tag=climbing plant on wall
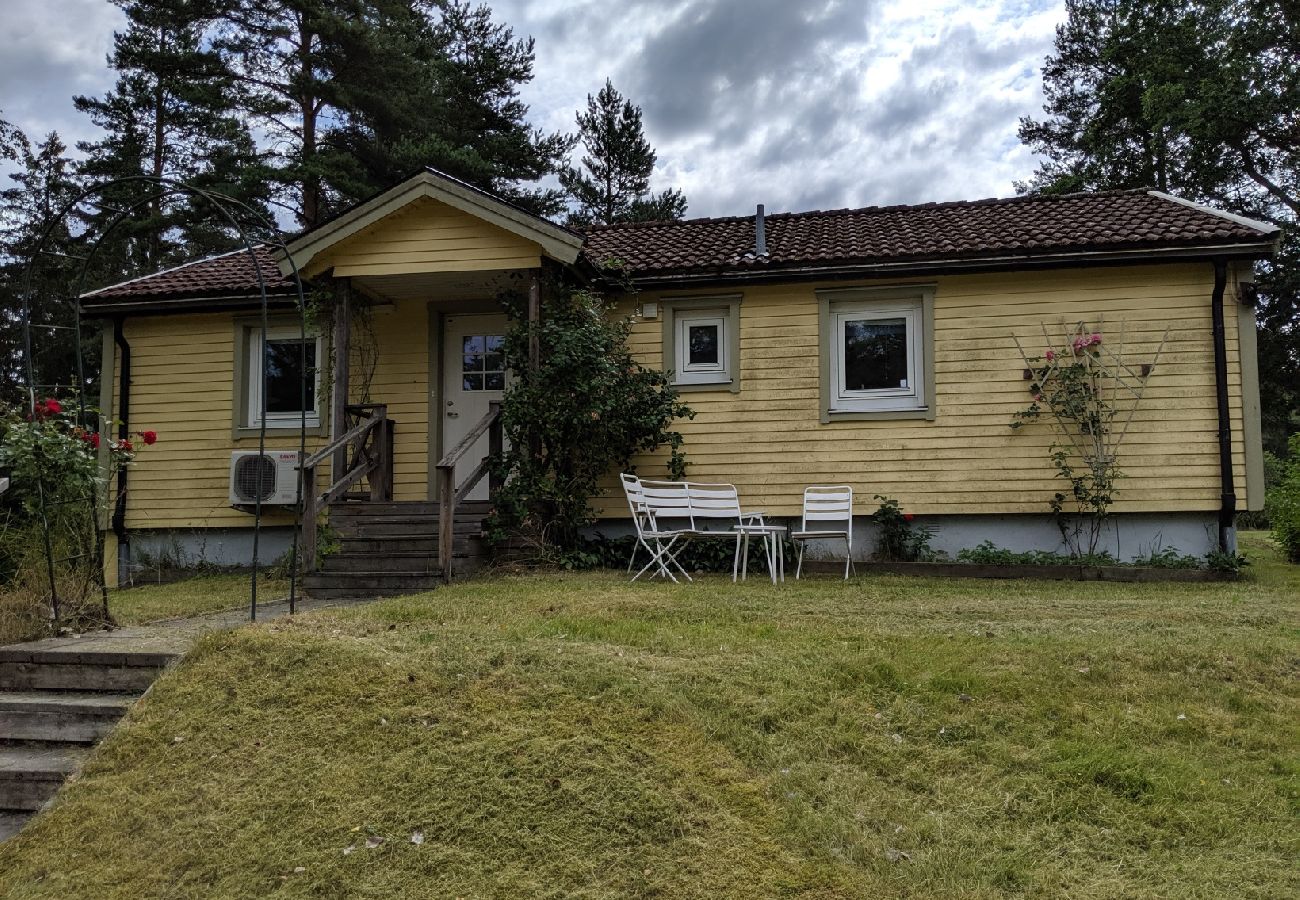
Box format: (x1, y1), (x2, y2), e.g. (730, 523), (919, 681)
(1011, 320), (1168, 558)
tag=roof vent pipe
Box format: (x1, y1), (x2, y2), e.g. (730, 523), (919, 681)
(755, 204), (767, 257)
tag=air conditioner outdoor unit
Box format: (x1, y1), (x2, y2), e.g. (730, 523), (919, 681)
(229, 450), (301, 507)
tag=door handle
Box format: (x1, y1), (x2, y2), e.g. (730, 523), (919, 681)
(447, 411), (459, 418)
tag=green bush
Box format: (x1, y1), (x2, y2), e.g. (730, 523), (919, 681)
(870, 496), (936, 562)
(488, 280), (693, 557)
(1269, 434), (1300, 562)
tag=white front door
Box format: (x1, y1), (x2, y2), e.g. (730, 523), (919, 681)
(442, 313), (508, 502)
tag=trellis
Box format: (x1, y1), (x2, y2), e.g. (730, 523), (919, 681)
(1012, 318), (1170, 556)
(14, 177), (313, 630)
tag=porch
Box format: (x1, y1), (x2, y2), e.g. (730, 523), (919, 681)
(280, 171), (583, 597)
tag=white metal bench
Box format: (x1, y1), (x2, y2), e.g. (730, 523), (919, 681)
(621, 475), (775, 582)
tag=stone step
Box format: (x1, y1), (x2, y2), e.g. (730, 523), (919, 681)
(0, 649), (172, 693)
(0, 810), (31, 842)
(0, 692), (137, 744)
(0, 745), (89, 811)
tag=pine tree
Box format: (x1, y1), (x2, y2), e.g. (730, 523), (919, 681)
(74, 0), (271, 275)
(0, 132), (94, 407)
(1019, 0), (1299, 451)
(215, 0), (571, 227)
(560, 79), (686, 228)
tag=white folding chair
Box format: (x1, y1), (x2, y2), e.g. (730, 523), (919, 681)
(622, 475), (692, 582)
(791, 485), (856, 579)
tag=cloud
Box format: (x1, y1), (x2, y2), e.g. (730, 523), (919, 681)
(0, 0), (123, 147)
(0, 0), (1064, 219)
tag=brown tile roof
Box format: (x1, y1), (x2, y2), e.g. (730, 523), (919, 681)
(81, 189), (1276, 306)
(81, 245), (297, 306)
(580, 189), (1277, 280)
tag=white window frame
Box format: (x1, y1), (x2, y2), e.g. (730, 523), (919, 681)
(829, 299), (925, 413)
(674, 310), (729, 384)
(247, 325), (323, 429)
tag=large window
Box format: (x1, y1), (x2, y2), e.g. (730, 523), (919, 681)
(818, 286), (935, 421)
(660, 294), (742, 392)
(244, 324), (322, 429)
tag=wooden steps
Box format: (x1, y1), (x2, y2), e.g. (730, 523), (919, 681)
(301, 500), (491, 600)
(0, 644), (174, 841)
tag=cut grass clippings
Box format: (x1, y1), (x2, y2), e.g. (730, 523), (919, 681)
(0, 532), (1295, 897)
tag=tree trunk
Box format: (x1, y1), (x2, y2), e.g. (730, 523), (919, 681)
(298, 21), (320, 227)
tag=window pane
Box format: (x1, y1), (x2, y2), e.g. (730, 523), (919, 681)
(463, 353), (482, 373)
(687, 324), (720, 366)
(485, 372), (505, 391)
(483, 352), (504, 372)
(462, 373), (484, 391)
(264, 339), (315, 413)
(843, 318), (908, 391)
(485, 334), (504, 353)
(463, 335), (485, 355)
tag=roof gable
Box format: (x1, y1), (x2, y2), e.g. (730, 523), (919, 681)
(283, 169), (583, 279)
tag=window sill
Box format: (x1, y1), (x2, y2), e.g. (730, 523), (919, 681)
(233, 423), (325, 440)
(820, 406), (934, 423)
(671, 378), (739, 394)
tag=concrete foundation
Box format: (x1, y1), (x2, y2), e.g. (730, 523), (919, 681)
(586, 512), (1227, 563)
(119, 527), (296, 582)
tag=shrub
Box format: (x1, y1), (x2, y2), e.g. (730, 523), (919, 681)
(488, 281), (693, 557)
(1270, 434), (1300, 562)
(870, 496), (935, 561)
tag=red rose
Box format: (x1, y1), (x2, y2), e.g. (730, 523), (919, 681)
(90, 433), (101, 449)
(904, 513), (915, 523)
(119, 438), (134, 452)
(139, 430), (157, 445)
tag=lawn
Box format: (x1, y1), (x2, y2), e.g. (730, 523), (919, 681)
(0, 534), (1295, 898)
(109, 573), (289, 626)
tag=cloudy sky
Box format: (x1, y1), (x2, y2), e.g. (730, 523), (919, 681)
(0, 0), (1065, 219)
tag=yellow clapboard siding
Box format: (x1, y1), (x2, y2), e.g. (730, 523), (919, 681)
(309, 196), (543, 277)
(113, 259), (1254, 532)
(616, 262), (1250, 515)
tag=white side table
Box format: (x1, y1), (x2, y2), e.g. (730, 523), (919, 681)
(735, 524), (787, 584)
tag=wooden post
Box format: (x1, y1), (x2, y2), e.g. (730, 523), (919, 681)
(371, 415), (395, 501)
(301, 465), (318, 574)
(438, 466), (454, 582)
(331, 280), (352, 482)
(527, 270), (541, 374)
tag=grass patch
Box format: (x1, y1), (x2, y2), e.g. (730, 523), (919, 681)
(0, 534), (1295, 897)
(109, 573), (288, 626)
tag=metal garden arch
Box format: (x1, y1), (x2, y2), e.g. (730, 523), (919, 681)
(16, 176), (312, 628)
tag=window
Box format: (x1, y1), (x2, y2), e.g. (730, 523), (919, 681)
(661, 294), (741, 391)
(675, 311), (728, 383)
(245, 325), (322, 429)
(818, 286), (935, 421)
(460, 333), (506, 391)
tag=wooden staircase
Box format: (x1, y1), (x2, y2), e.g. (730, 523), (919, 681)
(301, 500), (491, 600)
(0, 644), (174, 841)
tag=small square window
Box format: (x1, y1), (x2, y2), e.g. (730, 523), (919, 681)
(459, 333), (506, 392)
(673, 309), (730, 385)
(829, 300), (925, 413)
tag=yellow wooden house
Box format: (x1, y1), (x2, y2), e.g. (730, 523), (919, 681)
(80, 169), (1276, 593)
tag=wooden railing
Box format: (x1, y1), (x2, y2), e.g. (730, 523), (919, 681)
(299, 403), (394, 572)
(435, 401), (502, 582)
